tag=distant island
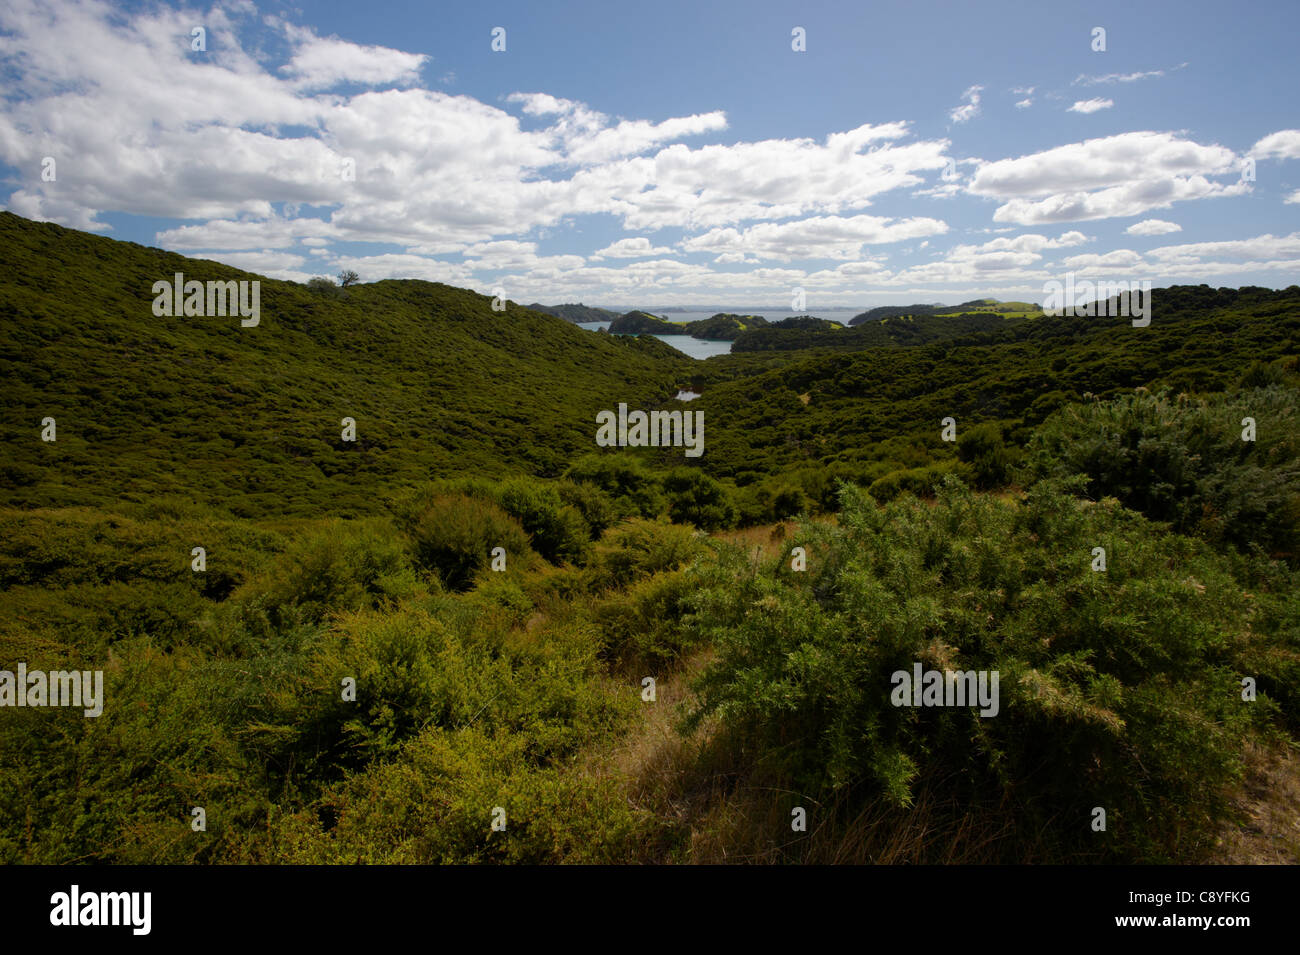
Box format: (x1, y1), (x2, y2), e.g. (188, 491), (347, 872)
(608, 310), (682, 334)
(848, 298), (1041, 325)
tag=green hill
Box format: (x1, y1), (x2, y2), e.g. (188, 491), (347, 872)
(524, 302), (621, 323)
(695, 284), (1300, 483)
(1, 211), (1298, 867)
(0, 213), (691, 517)
(607, 310), (683, 335)
(681, 313), (769, 340)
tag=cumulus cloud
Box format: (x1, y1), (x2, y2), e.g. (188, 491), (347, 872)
(679, 214), (949, 262)
(281, 31), (427, 90)
(968, 132), (1247, 225)
(591, 237), (674, 259)
(1251, 130), (1300, 160)
(1068, 98), (1114, 114)
(1125, 219), (1182, 236)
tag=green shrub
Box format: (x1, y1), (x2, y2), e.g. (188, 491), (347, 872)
(686, 477), (1284, 861)
(592, 569), (698, 670)
(956, 421), (1019, 490)
(1026, 388), (1300, 556)
(237, 518), (419, 628)
(401, 494), (533, 591)
(494, 477), (591, 565)
(592, 518), (705, 588)
(563, 453), (665, 519)
(662, 467), (737, 530)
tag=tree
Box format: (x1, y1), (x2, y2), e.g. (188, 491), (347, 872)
(337, 269), (360, 288)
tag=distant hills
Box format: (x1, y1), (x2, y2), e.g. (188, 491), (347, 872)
(849, 298), (1041, 325)
(524, 302), (620, 323)
(607, 310), (682, 335)
(606, 310), (770, 340)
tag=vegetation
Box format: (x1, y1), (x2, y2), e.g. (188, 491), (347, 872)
(524, 302), (621, 324)
(1, 212), (1297, 865)
(607, 310), (683, 335)
(680, 313), (769, 340)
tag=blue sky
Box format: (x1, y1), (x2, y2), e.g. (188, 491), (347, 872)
(2, 0), (1298, 307)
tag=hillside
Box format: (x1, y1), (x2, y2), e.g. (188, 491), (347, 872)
(849, 298), (1041, 325)
(680, 313), (769, 340)
(607, 310), (683, 335)
(732, 311), (1019, 352)
(1, 212), (1298, 869)
(697, 285), (1300, 483)
(524, 302), (621, 323)
(0, 213), (692, 517)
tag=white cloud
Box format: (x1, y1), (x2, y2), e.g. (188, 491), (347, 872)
(949, 85), (983, 124)
(679, 214), (949, 262)
(1068, 98), (1114, 114)
(1251, 130), (1300, 160)
(281, 30), (427, 90)
(1015, 98), (1033, 110)
(1125, 219), (1182, 236)
(591, 237), (674, 259)
(968, 132), (1247, 224)
(1072, 68), (1170, 86)
(1286, 189), (1300, 205)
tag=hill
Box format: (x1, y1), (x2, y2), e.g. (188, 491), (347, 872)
(1, 211), (1297, 868)
(524, 302), (621, 323)
(0, 213), (692, 517)
(680, 313), (769, 340)
(849, 298), (1042, 325)
(607, 310), (684, 335)
(695, 284), (1300, 483)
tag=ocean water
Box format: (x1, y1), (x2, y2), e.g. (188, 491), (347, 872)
(576, 322), (732, 359)
(576, 308), (859, 359)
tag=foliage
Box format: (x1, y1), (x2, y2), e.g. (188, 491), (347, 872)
(686, 477), (1295, 861)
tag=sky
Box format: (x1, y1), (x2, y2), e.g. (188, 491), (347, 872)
(1, 0), (1298, 308)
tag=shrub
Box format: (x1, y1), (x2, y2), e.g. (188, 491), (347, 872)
(1025, 388), (1300, 556)
(662, 467), (737, 530)
(237, 518), (419, 628)
(563, 453), (665, 519)
(494, 477), (591, 566)
(592, 518), (706, 589)
(956, 421), (1019, 490)
(401, 494), (532, 591)
(686, 477), (1279, 861)
(591, 569), (698, 670)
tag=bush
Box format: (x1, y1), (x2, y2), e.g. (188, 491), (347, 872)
(1026, 388), (1300, 556)
(400, 494), (533, 591)
(494, 477), (591, 566)
(592, 518), (705, 589)
(591, 570), (698, 670)
(956, 421), (1019, 490)
(237, 518), (419, 628)
(686, 477), (1282, 861)
(563, 454), (665, 519)
(662, 468), (737, 530)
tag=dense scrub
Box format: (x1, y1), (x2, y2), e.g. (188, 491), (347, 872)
(685, 478), (1298, 861)
(1, 215), (1297, 864)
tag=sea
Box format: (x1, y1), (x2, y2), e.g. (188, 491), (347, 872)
(576, 308), (860, 358)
